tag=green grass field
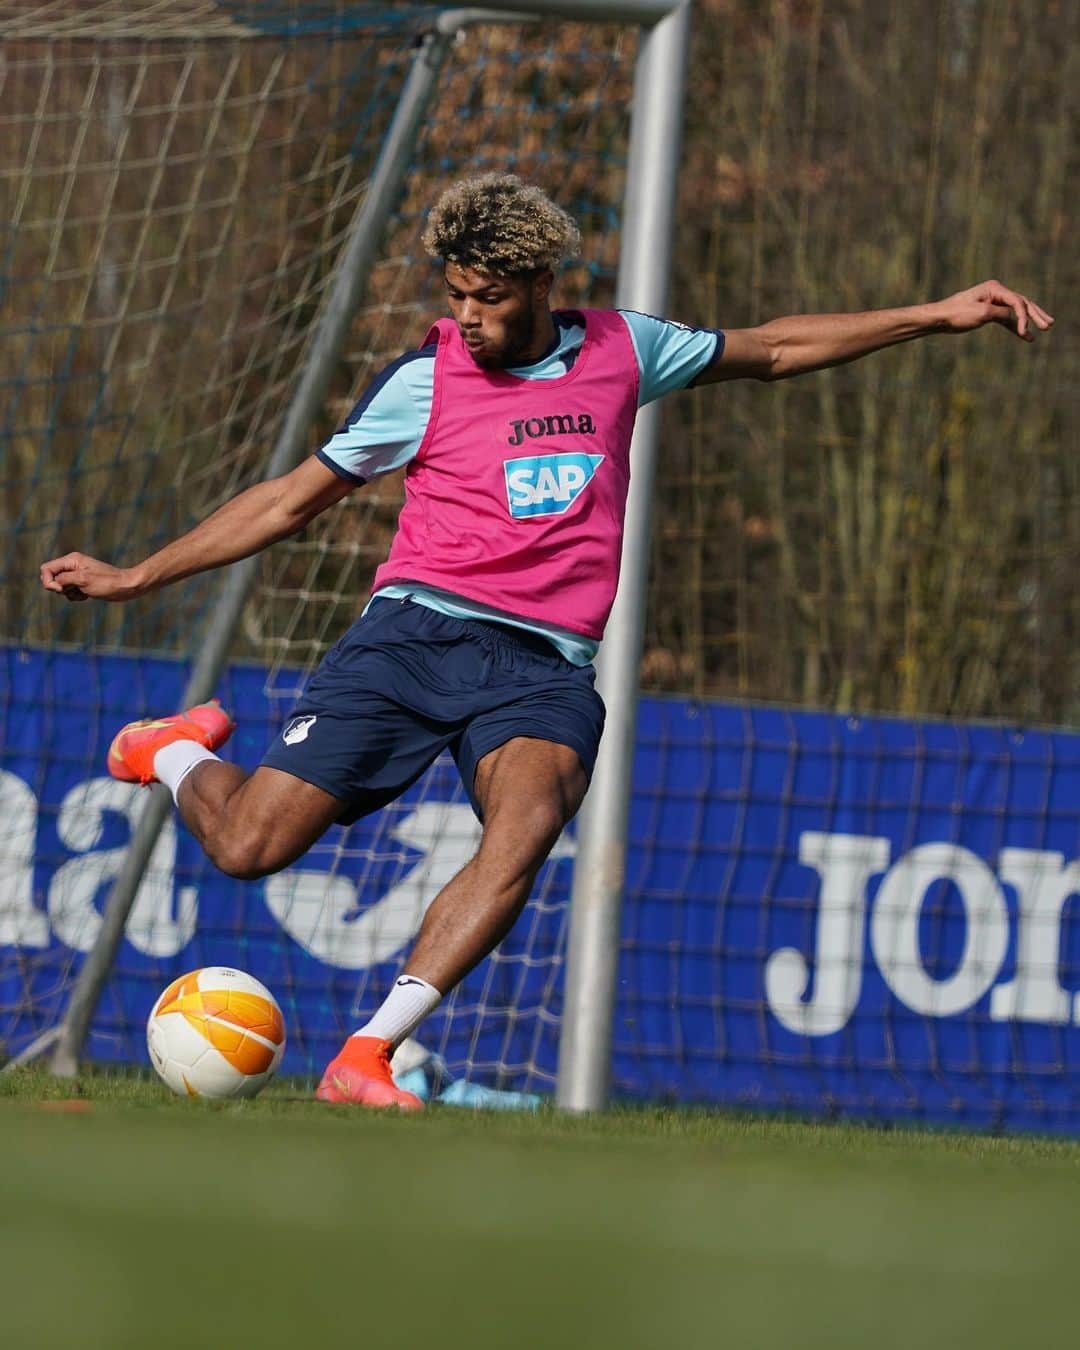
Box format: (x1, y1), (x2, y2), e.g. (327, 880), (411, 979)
(1, 1068), (1077, 1350)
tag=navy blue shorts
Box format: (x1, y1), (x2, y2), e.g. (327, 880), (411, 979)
(260, 597), (605, 823)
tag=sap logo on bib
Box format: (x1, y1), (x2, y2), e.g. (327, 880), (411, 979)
(504, 453), (604, 519)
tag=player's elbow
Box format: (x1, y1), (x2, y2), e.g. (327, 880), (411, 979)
(269, 461), (353, 537)
(727, 327), (782, 382)
(268, 499), (312, 540)
(265, 479), (322, 539)
(755, 337), (784, 382)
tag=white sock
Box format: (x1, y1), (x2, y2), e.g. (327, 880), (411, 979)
(354, 974), (442, 1047)
(153, 741), (220, 803)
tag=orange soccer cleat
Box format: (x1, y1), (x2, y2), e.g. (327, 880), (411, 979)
(107, 699), (235, 785)
(315, 1035), (424, 1110)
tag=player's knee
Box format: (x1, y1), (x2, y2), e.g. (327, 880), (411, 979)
(207, 830), (288, 882)
(485, 797), (565, 862)
(526, 798), (568, 847)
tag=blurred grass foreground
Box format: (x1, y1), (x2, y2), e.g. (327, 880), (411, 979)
(2, 1065), (1079, 1350)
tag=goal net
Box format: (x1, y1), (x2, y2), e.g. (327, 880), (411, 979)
(4, 1), (1076, 1134)
(1, 0), (634, 1088)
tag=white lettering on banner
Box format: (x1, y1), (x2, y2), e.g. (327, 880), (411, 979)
(990, 851), (1080, 1024)
(765, 832), (889, 1036)
(47, 778), (197, 957)
(767, 832), (1080, 1035)
(870, 843), (1009, 1018)
(1, 769), (1077, 1029)
(0, 769), (49, 947)
(264, 802), (575, 970)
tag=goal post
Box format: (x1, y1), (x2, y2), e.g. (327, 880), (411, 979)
(556, 0), (692, 1111)
(0, 0), (688, 1085)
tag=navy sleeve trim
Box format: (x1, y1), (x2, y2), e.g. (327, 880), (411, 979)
(334, 342), (437, 434)
(316, 448), (366, 486)
(688, 329), (726, 387)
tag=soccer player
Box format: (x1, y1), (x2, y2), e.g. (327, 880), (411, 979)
(40, 174), (1053, 1109)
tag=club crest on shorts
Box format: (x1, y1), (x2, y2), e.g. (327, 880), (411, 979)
(504, 452), (604, 519)
(283, 715), (317, 745)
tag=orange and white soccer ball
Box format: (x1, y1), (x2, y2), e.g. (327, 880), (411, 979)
(146, 967), (286, 1099)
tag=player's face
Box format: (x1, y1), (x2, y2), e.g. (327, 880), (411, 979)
(444, 262), (553, 368)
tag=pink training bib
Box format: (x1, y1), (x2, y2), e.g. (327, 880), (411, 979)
(371, 309), (640, 640)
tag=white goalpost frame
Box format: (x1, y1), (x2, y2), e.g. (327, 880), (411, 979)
(555, 0), (692, 1111)
(26, 0), (692, 1104)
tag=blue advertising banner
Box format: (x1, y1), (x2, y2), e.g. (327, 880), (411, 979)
(2, 644), (1079, 1131)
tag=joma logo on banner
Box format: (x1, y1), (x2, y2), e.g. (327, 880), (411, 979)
(4, 768), (1077, 1031)
(767, 832), (1080, 1036)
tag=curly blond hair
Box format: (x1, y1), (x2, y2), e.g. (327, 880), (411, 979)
(422, 173), (581, 276)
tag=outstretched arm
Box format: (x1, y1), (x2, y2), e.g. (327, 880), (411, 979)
(695, 280), (1054, 384)
(40, 455), (354, 603)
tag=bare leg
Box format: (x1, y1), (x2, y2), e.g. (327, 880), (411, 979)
(175, 762), (346, 880)
(316, 736), (589, 1106)
(402, 737), (588, 993)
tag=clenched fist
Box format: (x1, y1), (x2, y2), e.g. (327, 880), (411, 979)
(39, 553), (145, 603)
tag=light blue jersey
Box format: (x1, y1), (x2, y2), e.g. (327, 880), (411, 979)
(318, 310), (724, 663)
